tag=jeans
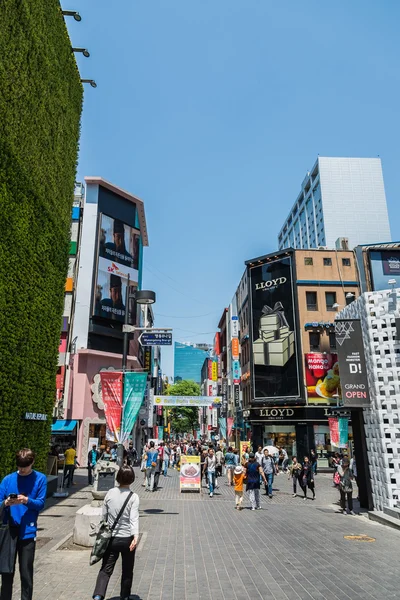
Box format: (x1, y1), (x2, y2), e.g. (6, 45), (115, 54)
(292, 476), (298, 494)
(146, 467), (155, 491)
(93, 536), (136, 599)
(264, 472), (274, 496)
(163, 459), (169, 476)
(312, 462), (318, 475)
(63, 464), (74, 488)
(248, 488), (260, 509)
(207, 471), (215, 494)
(340, 490), (353, 512)
(1, 538), (36, 600)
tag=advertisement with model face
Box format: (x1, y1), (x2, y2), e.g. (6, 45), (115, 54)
(249, 255), (301, 402)
(99, 213), (140, 270)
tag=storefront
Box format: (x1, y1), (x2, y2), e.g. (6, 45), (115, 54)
(250, 406), (353, 468)
(51, 419), (78, 452)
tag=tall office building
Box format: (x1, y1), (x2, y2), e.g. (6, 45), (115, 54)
(174, 342), (210, 384)
(278, 157), (391, 250)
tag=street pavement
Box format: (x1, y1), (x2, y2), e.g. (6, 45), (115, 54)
(10, 467), (400, 600)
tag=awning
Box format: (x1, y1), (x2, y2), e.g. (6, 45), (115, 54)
(51, 420), (77, 433)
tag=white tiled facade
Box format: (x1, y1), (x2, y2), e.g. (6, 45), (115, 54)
(338, 290), (400, 510)
(278, 157), (391, 250)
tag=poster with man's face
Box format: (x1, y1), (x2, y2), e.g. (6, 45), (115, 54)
(98, 214), (140, 270)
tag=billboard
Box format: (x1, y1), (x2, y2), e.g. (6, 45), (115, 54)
(93, 213), (140, 324)
(249, 255), (300, 402)
(369, 250), (400, 291)
(335, 319), (370, 407)
(305, 353), (340, 405)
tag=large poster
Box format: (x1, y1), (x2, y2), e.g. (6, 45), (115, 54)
(121, 372), (148, 442)
(180, 456), (201, 492)
(93, 213), (140, 323)
(305, 353), (340, 405)
(335, 319), (370, 407)
(249, 256), (300, 401)
(100, 371), (123, 441)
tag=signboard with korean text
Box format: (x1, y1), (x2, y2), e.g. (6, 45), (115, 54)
(231, 316), (239, 338)
(232, 360), (241, 384)
(335, 319), (370, 407)
(153, 395), (222, 407)
(249, 255), (301, 402)
(221, 378), (228, 417)
(180, 455), (201, 492)
(232, 338), (239, 360)
(139, 332), (172, 346)
(212, 361), (218, 382)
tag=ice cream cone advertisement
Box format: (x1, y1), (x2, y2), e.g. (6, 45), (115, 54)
(248, 254), (301, 401)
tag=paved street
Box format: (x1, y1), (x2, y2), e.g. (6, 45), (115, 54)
(11, 468), (400, 600)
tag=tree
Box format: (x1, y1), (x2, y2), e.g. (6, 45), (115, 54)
(166, 380), (200, 436)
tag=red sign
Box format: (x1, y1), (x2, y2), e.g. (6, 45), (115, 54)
(305, 353), (340, 404)
(59, 333), (67, 353)
(207, 359), (213, 381)
(214, 332), (221, 356)
(329, 417), (339, 447)
(227, 417), (234, 438)
(208, 384), (213, 397)
(100, 371), (123, 439)
(232, 338), (239, 360)
(207, 425), (212, 431)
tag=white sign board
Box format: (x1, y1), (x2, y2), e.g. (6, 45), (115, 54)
(231, 316), (239, 338)
(153, 395), (222, 407)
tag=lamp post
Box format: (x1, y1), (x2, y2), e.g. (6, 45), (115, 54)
(72, 47), (90, 58)
(62, 10), (82, 21)
(81, 79), (97, 88)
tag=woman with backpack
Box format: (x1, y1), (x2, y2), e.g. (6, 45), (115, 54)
(338, 457), (355, 515)
(92, 466), (139, 600)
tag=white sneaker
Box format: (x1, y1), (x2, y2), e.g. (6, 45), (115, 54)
(350, 510), (356, 516)
(256, 506), (262, 510)
(292, 493), (296, 497)
(251, 507), (256, 511)
(210, 492), (213, 497)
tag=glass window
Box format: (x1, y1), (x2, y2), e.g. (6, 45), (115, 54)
(323, 257), (332, 266)
(346, 293), (355, 305)
(342, 258), (351, 266)
(329, 332), (336, 349)
(325, 291), (337, 311)
(304, 257), (313, 266)
(306, 291), (318, 311)
(309, 332), (320, 351)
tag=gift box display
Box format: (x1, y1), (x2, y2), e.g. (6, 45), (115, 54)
(253, 303), (295, 367)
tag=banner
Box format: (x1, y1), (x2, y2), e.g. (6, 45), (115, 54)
(335, 319), (370, 407)
(180, 456), (201, 492)
(153, 395), (222, 407)
(338, 417), (349, 448)
(121, 372), (148, 442)
(100, 371), (123, 441)
(231, 316), (239, 338)
(212, 361), (218, 382)
(232, 360), (241, 384)
(305, 353), (340, 405)
(328, 417), (339, 447)
(218, 417), (227, 440)
(227, 417), (234, 438)
(158, 426), (164, 441)
(221, 378), (228, 417)
(249, 255), (300, 402)
(232, 338), (239, 360)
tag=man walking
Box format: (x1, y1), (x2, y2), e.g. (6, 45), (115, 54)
(87, 444), (99, 485)
(144, 441), (159, 492)
(163, 443), (171, 477)
(63, 442), (78, 488)
(0, 448), (47, 600)
(261, 449), (278, 498)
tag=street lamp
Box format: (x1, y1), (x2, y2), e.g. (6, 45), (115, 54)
(72, 47), (90, 58)
(122, 285), (156, 371)
(81, 79), (97, 88)
(62, 10), (82, 21)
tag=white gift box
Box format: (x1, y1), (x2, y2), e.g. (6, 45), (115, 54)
(253, 338), (266, 365)
(267, 348), (290, 367)
(259, 330), (276, 342)
(259, 314), (280, 331)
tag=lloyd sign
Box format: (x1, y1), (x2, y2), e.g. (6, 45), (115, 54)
(335, 319), (370, 407)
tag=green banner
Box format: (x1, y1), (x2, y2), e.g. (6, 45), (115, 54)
(122, 372), (148, 442)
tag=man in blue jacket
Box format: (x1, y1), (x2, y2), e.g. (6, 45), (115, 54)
(0, 448), (47, 600)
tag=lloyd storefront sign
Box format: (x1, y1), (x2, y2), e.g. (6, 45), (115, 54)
(250, 406), (332, 421)
(335, 319), (370, 407)
(248, 254), (301, 402)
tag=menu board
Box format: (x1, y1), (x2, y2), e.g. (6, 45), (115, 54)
(180, 456), (201, 492)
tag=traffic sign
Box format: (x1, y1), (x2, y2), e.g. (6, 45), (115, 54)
(139, 332), (172, 346)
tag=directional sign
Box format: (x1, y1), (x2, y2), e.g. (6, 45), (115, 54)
(139, 332), (172, 346)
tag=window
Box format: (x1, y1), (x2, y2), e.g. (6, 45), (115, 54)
(325, 291), (337, 311)
(306, 291), (318, 311)
(309, 332), (320, 351)
(304, 257), (313, 266)
(342, 258), (351, 267)
(346, 293), (355, 305)
(329, 332), (336, 349)
(323, 257), (332, 266)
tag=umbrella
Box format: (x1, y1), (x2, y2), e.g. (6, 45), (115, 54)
(263, 445), (279, 457)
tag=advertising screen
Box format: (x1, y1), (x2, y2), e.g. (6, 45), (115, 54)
(305, 353), (340, 405)
(369, 250), (400, 291)
(249, 256), (301, 402)
(335, 319), (370, 407)
(93, 214), (140, 324)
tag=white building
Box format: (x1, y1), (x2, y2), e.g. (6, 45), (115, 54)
(278, 157), (391, 250)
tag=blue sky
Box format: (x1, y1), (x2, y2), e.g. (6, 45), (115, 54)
(67, 0), (400, 377)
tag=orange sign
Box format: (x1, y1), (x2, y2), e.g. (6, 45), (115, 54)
(232, 338), (239, 359)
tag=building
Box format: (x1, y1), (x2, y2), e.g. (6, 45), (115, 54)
(278, 157), (391, 250)
(231, 247), (361, 463)
(174, 342), (210, 384)
(59, 177), (152, 463)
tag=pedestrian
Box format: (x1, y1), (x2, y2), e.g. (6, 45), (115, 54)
(300, 456), (315, 500)
(88, 444), (100, 485)
(144, 441), (158, 492)
(163, 443), (171, 476)
(140, 444), (148, 487)
(92, 466), (139, 600)
(245, 453), (266, 510)
(338, 457), (355, 515)
(288, 456), (302, 497)
(215, 446), (224, 478)
(241, 444), (250, 466)
(224, 447), (236, 486)
(110, 445), (118, 462)
(310, 449), (318, 476)
(153, 454), (162, 491)
(126, 442), (137, 467)
(233, 448), (240, 466)
(280, 447), (289, 473)
(261, 448), (278, 498)
(100, 446), (112, 461)
(176, 444), (182, 470)
(255, 445), (264, 465)
(0, 448), (47, 600)
(200, 449), (208, 486)
(63, 442), (78, 488)
(204, 448), (217, 497)
(233, 465), (246, 510)
(332, 452), (341, 487)
(350, 453), (358, 499)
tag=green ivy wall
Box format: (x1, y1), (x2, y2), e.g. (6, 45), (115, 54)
(0, 1), (83, 477)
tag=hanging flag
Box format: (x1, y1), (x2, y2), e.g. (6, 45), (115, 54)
(227, 417), (234, 438)
(100, 371), (123, 441)
(338, 417), (349, 448)
(218, 417), (227, 440)
(158, 426), (164, 440)
(121, 372), (148, 442)
(328, 417), (339, 447)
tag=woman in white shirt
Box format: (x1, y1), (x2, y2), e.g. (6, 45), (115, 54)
(93, 466), (139, 600)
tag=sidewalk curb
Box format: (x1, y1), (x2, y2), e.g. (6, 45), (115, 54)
(49, 532), (74, 552)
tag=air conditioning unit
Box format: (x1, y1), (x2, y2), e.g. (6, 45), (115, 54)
(335, 237), (349, 250)
(318, 246), (327, 250)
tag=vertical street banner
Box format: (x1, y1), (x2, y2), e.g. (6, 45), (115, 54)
(121, 372), (148, 441)
(249, 255), (300, 402)
(338, 417), (349, 448)
(221, 378), (228, 417)
(218, 417), (227, 440)
(227, 417), (234, 438)
(335, 319), (370, 407)
(328, 417), (339, 447)
(100, 371), (123, 441)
